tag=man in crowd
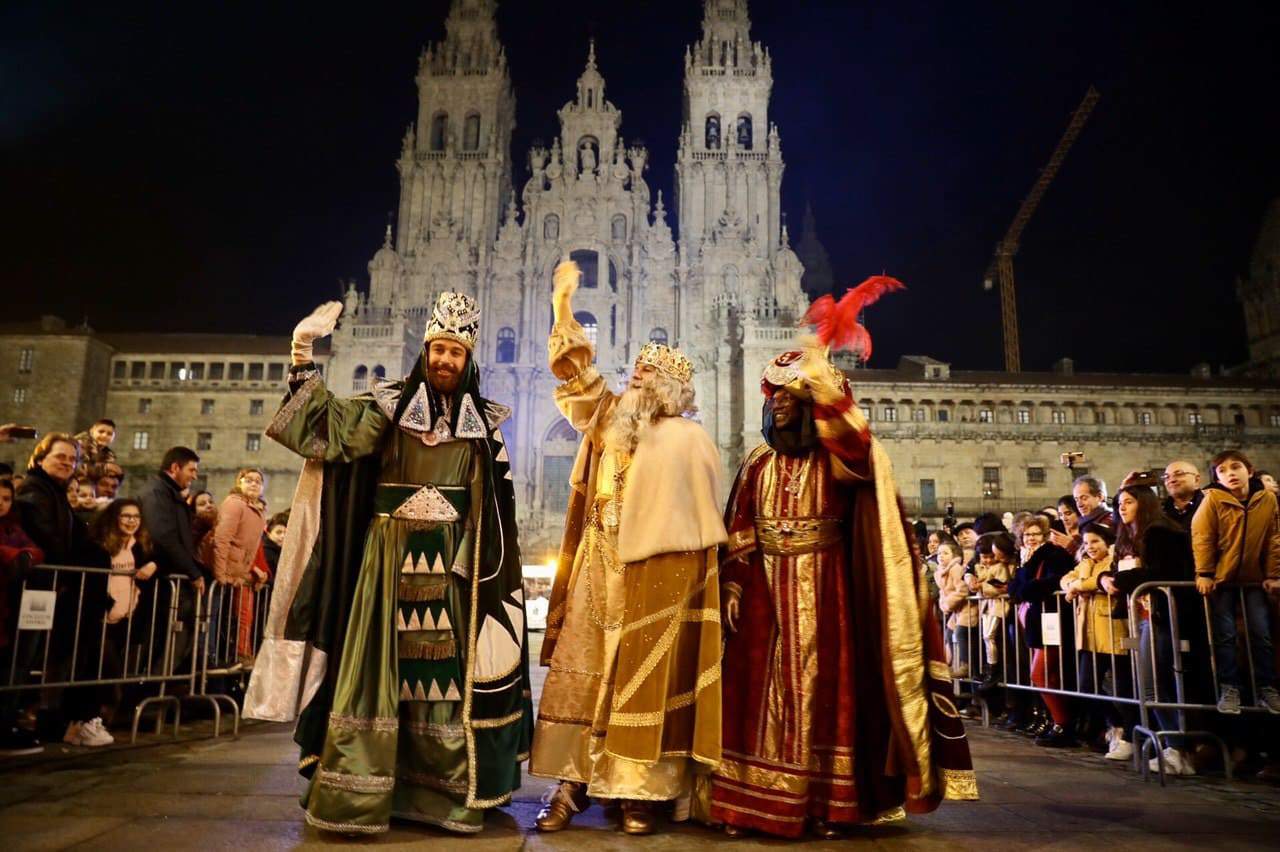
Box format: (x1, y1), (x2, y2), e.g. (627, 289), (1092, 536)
(1072, 476), (1110, 534)
(710, 347), (976, 838)
(1160, 460), (1203, 530)
(245, 291), (530, 835)
(531, 261), (726, 835)
(138, 447), (207, 663)
(94, 461), (125, 504)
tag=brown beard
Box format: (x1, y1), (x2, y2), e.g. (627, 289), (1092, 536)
(427, 364), (461, 395)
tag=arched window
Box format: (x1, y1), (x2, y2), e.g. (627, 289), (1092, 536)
(705, 114), (721, 150)
(649, 327), (668, 345)
(353, 365), (368, 393)
(611, 214), (627, 241)
(737, 113), (753, 150)
(574, 311), (598, 347)
(463, 113), (481, 151)
(496, 327), (516, 363)
(372, 365), (386, 382)
(543, 214), (560, 241)
(569, 249), (599, 288)
(429, 112), (448, 150)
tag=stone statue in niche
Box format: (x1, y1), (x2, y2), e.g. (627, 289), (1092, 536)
(578, 139), (598, 175)
(737, 116), (752, 149)
(544, 214), (560, 241)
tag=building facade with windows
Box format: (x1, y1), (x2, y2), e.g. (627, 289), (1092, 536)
(0, 320), (325, 511)
(850, 356), (1280, 520)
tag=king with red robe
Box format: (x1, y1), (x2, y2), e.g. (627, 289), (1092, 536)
(708, 344), (978, 839)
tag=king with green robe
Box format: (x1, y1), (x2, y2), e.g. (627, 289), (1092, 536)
(243, 292), (532, 835)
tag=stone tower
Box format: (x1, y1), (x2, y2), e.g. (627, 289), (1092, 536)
(1239, 198), (1280, 376)
(327, 0), (515, 395)
(675, 0), (807, 477)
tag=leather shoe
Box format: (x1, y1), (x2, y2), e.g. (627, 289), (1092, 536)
(1034, 724), (1077, 748)
(723, 823), (751, 838)
(535, 782), (589, 832)
(811, 819), (845, 840)
(621, 800), (656, 835)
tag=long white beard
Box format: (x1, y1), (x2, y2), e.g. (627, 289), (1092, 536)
(606, 385), (663, 454)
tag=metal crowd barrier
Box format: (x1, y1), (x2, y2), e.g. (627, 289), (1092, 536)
(1, 564), (272, 748)
(940, 581), (1274, 785)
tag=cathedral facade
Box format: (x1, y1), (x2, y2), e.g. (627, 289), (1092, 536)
(326, 0), (810, 555)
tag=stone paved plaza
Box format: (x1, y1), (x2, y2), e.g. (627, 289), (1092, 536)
(4, 716), (1280, 851)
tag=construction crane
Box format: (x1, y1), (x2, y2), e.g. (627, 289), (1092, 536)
(984, 86), (1100, 372)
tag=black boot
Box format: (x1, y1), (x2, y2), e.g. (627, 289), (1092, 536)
(1034, 724), (1077, 748)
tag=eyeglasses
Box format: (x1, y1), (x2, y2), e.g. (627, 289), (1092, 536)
(1162, 471), (1194, 481)
(119, 514), (141, 520)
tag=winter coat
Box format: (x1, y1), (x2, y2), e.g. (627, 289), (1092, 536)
(0, 513), (44, 652)
(975, 558), (1013, 620)
(1163, 490), (1204, 533)
(1009, 542), (1075, 648)
(211, 493), (266, 586)
(1061, 553), (1128, 654)
(939, 560), (978, 629)
(1191, 481), (1280, 584)
(16, 466), (90, 566)
(73, 431), (117, 481)
(137, 473), (205, 583)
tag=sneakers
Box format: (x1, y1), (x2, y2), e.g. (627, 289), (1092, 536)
(1217, 685), (1242, 715)
(64, 718), (114, 748)
(1149, 747), (1196, 776)
(0, 726), (43, 756)
(1259, 687), (1280, 714)
(1104, 734), (1134, 761)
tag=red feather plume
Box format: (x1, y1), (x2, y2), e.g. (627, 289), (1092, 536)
(802, 274), (905, 361)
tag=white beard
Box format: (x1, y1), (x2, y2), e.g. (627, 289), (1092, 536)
(605, 385), (663, 454)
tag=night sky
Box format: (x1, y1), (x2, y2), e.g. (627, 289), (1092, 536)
(4, 1), (1278, 373)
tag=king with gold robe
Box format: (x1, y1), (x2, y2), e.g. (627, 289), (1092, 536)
(530, 261), (726, 835)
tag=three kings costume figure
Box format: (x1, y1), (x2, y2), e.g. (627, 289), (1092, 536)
(531, 262), (727, 835)
(243, 292), (532, 835)
(708, 345), (978, 839)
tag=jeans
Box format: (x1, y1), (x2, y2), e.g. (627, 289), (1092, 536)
(1138, 618), (1184, 745)
(1078, 651), (1137, 739)
(1209, 585), (1276, 691)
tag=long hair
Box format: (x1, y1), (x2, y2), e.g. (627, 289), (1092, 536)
(27, 432), (80, 472)
(90, 498), (152, 558)
(1113, 485), (1163, 560)
(606, 373), (696, 453)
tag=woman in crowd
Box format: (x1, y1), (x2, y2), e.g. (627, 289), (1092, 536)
(1101, 485), (1200, 776)
(1052, 494), (1081, 553)
(85, 499), (157, 730)
(212, 470), (268, 664)
(1010, 514), (1078, 747)
(0, 477), (45, 754)
(1062, 522), (1136, 761)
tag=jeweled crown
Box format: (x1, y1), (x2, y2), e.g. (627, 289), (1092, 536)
(424, 291), (480, 350)
(636, 341), (694, 385)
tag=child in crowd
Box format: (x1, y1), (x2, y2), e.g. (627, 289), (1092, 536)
(938, 540), (977, 677)
(1062, 522), (1136, 761)
(972, 532), (1016, 689)
(1192, 450), (1280, 715)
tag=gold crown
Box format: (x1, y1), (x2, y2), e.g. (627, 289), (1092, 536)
(424, 291), (480, 350)
(636, 341), (694, 384)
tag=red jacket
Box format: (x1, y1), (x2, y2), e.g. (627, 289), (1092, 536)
(0, 513), (45, 651)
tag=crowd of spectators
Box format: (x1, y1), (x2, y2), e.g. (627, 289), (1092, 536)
(0, 421), (287, 756)
(922, 451), (1280, 782)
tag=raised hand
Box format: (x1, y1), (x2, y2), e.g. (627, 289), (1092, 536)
(552, 261), (580, 324)
(291, 301), (343, 365)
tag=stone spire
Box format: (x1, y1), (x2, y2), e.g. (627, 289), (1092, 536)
(796, 201), (835, 300)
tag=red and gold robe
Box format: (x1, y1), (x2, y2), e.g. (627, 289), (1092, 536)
(709, 394), (977, 836)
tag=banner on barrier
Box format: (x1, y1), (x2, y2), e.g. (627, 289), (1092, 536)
(17, 590), (56, 631)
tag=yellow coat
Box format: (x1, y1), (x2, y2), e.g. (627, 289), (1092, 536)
(1061, 554), (1128, 654)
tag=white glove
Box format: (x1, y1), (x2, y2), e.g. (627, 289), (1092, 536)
(291, 301), (343, 365)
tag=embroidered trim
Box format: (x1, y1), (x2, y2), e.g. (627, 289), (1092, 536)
(317, 768), (395, 794)
(398, 770), (467, 793)
(305, 811), (388, 835)
(399, 580), (447, 601)
(470, 709), (525, 730)
(328, 712), (398, 732)
(390, 811), (484, 834)
(609, 660), (720, 726)
(484, 400), (512, 429)
(940, 768), (980, 800)
(711, 802), (807, 823)
(392, 485), (460, 524)
(398, 635), (457, 660)
(928, 660), (952, 682)
(298, 754), (320, 770)
(266, 372), (323, 441)
(404, 719), (464, 737)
